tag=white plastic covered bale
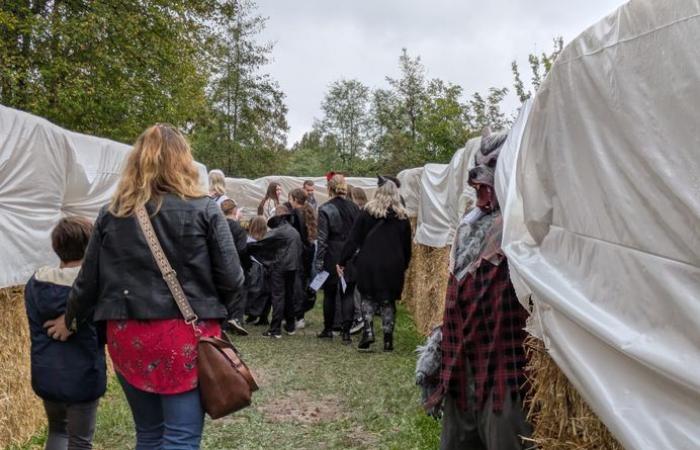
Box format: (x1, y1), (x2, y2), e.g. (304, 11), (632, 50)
(0, 106), (206, 288)
(501, 1), (700, 448)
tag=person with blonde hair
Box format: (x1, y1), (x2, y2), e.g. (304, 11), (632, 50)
(45, 123), (244, 449)
(208, 169), (227, 202)
(338, 176), (412, 351)
(314, 172), (360, 343)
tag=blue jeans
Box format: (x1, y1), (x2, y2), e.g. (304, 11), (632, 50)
(117, 374), (204, 450)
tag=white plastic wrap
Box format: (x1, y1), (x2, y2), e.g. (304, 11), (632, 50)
(0, 106), (207, 288)
(223, 175), (380, 221)
(413, 139), (481, 247)
(502, 1), (700, 448)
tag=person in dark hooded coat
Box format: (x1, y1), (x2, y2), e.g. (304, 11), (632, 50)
(247, 205), (303, 338)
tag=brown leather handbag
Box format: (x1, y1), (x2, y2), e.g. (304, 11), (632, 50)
(135, 206), (259, 419)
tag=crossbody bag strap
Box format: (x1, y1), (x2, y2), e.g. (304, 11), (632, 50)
(134, 205), (199, 325)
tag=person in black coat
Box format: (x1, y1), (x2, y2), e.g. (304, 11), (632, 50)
(287, 188), (318, 328)
(247, 205), (303, 338)
(339, 176), (412, 351)
(220, 197), (251, 335)
(25, 217), (106, 449)
(315, 174), (360, 343)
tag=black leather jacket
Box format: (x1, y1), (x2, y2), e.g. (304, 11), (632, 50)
(65, 194), (244, 329)
(315, 197), (359, 274)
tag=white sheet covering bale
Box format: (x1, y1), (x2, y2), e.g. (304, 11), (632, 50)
(502, 1), (700, 447)
(0, 106), (203, 288)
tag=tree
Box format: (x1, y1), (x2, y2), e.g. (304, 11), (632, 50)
(191, 0), (289, 178)
(417, 79), (472, 162)
(317, 79), (371, 172)
(0, 1), (215, 143)
(387, 49), (427, 145)
(284, 130), (340, 176)
(468, 87), (509, 131)
(512, 37), (564, 102)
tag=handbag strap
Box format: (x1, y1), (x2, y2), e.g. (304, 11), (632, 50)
(134, 205), (199, 325)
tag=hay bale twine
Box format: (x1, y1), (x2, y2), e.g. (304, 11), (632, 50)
(0, 287), (45, 447)
(524, 336), (623, 449)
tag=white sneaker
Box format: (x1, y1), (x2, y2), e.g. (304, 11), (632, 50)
(295, 319), (306, 329)
(350, 319), (364, 335)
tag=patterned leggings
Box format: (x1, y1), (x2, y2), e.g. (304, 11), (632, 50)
(361, 296), (396, 334)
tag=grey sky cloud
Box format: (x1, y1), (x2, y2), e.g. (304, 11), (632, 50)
(256, 0), (628, 145)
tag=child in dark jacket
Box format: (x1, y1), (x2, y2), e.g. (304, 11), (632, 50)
(244, 216), (272, 325)
(247, 205), (303, 338)
(24, 217), (106, 450)
(220, 197), (250, 336)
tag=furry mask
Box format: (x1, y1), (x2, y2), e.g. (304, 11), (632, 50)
(416, 326), (443, 418)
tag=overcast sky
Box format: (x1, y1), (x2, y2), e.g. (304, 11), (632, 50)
(256, 0), (627, 146)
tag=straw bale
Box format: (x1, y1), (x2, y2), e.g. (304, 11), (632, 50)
(524, 336), (623, 450)
(0, 286), (45, 448)
(401, 219), (450, 336)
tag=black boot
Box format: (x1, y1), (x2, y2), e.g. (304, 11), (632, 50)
(358, 321), (375, 350)
(383, 332), (393, 352)
(341, 331), (351, 345)
(317, 329), (333, 339)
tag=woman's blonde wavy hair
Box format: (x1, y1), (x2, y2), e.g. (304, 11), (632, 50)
(365, 180), (407, 219)
(109, 124), (204, 217)
(208, 169), (227, 196)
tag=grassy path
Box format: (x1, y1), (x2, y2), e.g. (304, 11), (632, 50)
(17, 304), (440, 449)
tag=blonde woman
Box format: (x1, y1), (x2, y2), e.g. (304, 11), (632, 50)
(47, 124), (244, 449)
(314, 173), (360, 343)
(208, 169), (227, 203)
(338, 176), (412, 352)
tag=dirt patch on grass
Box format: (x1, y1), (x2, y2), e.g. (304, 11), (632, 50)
(258, 390), (346, 424)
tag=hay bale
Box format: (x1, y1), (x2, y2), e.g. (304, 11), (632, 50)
(0, 286), (45, 447)
(524, 336), (623, 450)
(401, 220), (450, 336)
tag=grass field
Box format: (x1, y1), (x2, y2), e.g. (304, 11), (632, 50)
(14, 303), (440, 450)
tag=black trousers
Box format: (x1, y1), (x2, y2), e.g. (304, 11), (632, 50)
(269, 270), (296, 334)
(43, 399), (99, 450)
(322, 276), (355, 333)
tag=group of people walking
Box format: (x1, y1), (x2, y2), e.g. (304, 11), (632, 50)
(209, 168), (412, 354)
(25, 123), (413, 449)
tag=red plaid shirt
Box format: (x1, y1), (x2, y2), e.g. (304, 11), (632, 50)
(431, 219), (529, 413)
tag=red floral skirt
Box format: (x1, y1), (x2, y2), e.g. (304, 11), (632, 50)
(107, 319), (222, 394)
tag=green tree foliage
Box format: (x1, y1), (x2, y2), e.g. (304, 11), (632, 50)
(0, 1), (215, 142)
(283, 130), (339, 177)
(191, 0), (289, 178)
(287, 48), (511, 177)
(317, 79), (372, 171)
(468, 87), (509, 131)
(292, 49), (508, 175)
(512, 37), (564, 102)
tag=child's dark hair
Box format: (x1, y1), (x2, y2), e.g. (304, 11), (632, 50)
(51, 217), (93, 262)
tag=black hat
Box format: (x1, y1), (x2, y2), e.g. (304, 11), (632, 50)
(377, 175), (401, 188)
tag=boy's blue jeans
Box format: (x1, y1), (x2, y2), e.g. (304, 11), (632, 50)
(117, 374), (204, 450)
